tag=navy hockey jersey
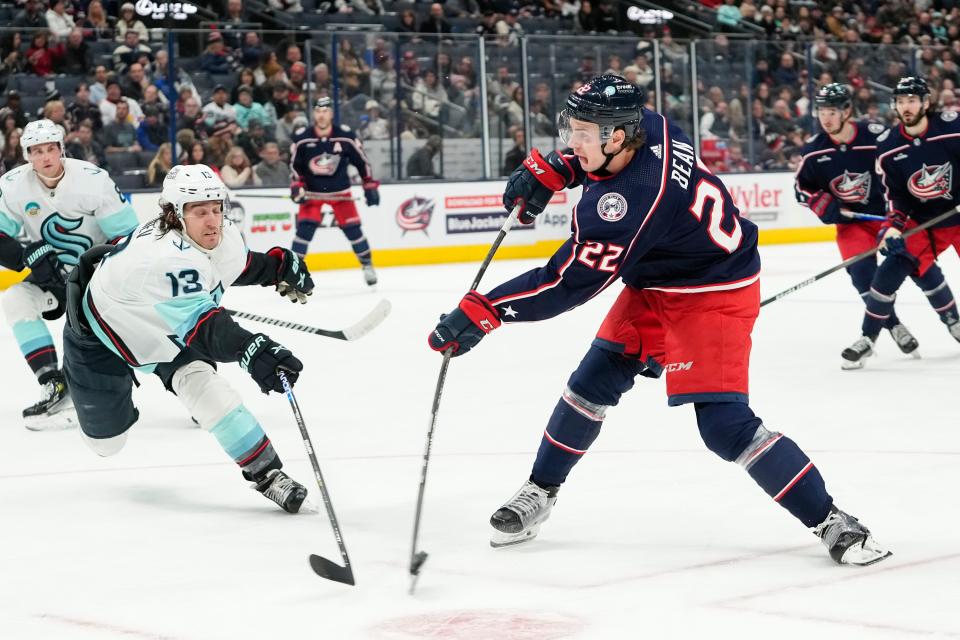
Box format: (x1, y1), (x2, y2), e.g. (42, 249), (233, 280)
(876, 111), (960, 230)
(795, 121), (888, 217)
(486, 108), (760, 323)
(289, 124), (374, 193)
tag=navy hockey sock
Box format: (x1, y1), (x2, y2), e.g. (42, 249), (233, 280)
(848, 260), (901, 329)
(292, 220), (318, 258)
(341, 223), (372, 266)
(911, 264), (958, 324)
(862, 255), (913, 338)
(531, 389), (604, 487)
(13, 319), (58, 383)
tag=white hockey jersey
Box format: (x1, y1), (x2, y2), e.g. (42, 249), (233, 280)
(84, 219), (249, 370)
(0, 158), (139, 267)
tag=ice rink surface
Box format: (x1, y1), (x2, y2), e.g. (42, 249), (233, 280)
(1, 240), (958, 640)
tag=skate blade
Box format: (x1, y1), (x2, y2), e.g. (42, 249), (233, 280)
(839, 539), (893, 566)
(907, 350), (922, 360)
(490, 524), (541, 548)
(840, 359), (866, 370)
(24, 409), (78, 431)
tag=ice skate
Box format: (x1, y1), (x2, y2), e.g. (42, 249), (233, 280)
(362, 263), (378, 287)
(888, 324), (919, 357)
(948, 321), (960, 343)
(840, 336), (875, 370)
(23, 373), (77, 431)
(490, 480), (558, 548)
(253, 469), (308, 514)
(814, 507), (891, 566)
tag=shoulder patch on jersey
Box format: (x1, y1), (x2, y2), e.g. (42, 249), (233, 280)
(804, 133), (819, 144)
(596, 192), (628, 222)
(340, 124), (352, 132)
(877, 128), (891, 142)
(294, 127), (306, 135)
(942, 111), (958, 122)
(868, 123), (886, 135)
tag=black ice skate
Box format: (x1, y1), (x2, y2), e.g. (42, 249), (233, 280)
(490, 480), (558, 548)
(253, 469), (308, 513)
(814, 507), (891, 566)
(23, 372), (77, 431)
(840, 336), (875, 370)
(362, 263), (378, 286)
(948, 321), (960, 343)
(888, 323), (919, 356)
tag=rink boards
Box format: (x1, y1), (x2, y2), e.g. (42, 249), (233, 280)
(0, 171), (832, 290)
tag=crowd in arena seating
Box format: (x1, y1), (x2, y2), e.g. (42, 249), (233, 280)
(0, 0), (957, 185)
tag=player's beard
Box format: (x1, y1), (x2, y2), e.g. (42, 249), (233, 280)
(898, 107), (925, 128)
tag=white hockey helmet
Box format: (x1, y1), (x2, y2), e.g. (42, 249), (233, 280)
(160, 164), (228, 218)
(21, 118), (65, 161)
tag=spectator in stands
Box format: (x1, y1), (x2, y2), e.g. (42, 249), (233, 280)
(412, 69), (446, 119)
(101, 100), (141, 153)
(100, 79), (144, 126)
(203, 85), (238, 130)
(142, 85), (167, 116)
(359, 100), (389, 140)
(773, 52), (799, 90)
(398, 9), (419, 35)
(407, 135), (441, 178)
(1, 91), (28, 130)
(207, 121), (235, 166)
(220, 145), (256, 187)
(283, 43), (302, 72)
(237, 118), (269, 163)
(66, 83), (103, 133)
(496, 9), (524, 44)
(725, 142), (752, 172)
(631, 56), (655, 87)
(146, 143), (172, 186)
(268, 0), (304, 14)
(121, 62), (150, 102)
(501, 127), (524, 176)
(352, 0), (385, 15)
(221, 0), (247, 50)
(501, 85), (524, 128)
(44, 99), (70, 138)
(13, 0), (45, 31)
(61, 27), (90, 76)
(89, 65), (110, 105)
(233, 86), (269, 132)
(575, 0), (597, 32)
(115, 2), (148, 43)
(264, 81), (292, 125)
(594, 1), (618, 33)
(312, 63), (332, 96)
(420, 3), (452, 35)
(200, 32), (236, 75)
(338, 39), (370, 99)
(274, 110), (305, 151)
(232, 68), (267, 104)
(46, 0), (76, 38)
(113, 29), (151, 74)
(26, 31), (65, 77)
(1, 128), (25, 174)
(287, 62), (308, 108)
(184, 140), (208, 166)
(66, 121), (108, 169)
(240, 33), (263, 70)
(476, 11), (498, 36)
(0, 33), (25, 86)
(136, 104), (166, 152)
(941, 88), (958, 113)
(81, 0), (114, 41)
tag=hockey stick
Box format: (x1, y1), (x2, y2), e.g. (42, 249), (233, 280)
(842, 212), (887, 222)
(408, 204), (522, 595)
(761, 206), (960, 307)
(226, 299), (391, 341)
(278, 371), (355, 586)
(232, 193), (360, 202)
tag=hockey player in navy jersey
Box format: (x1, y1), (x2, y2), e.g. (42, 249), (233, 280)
(427, 75), (889, 566)
(795, 83), (959, 369)
(289, 97), (381, 286)
(843, 76), (960, 367)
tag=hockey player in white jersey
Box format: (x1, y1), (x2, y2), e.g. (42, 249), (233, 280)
(62, 165), (316, 513)
(0, 119), (138, 430)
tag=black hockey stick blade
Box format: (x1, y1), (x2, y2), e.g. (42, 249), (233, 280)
(408, 551), (428, 594)
(309, 553), (355, 586)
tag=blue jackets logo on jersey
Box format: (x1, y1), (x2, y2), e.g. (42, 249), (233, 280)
(597, 192), (628, 222)
(829, 171), (871, 204)
(908, 163), (953, 202)
(396, 196), (434, 235)
(309, 153), (341, 176)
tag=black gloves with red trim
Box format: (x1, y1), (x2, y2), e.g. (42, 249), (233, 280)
(239, 333), (303, 394)
(806, 190), (843, 225)
(428, 291), (501, 357)
(363, 178), (380, 206)
(290, 181), (306, 204)
(503, 149), (577, 224)
(267, 247), (314, 303)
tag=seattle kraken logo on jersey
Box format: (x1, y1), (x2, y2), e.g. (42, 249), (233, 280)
(829, 171), (871, 204)
(908, 163), (954, 202)
(40, 213), (93, 266)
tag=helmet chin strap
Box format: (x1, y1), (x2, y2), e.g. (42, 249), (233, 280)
(593, 138), (625, 175)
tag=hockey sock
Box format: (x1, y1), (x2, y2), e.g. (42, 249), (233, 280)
(13, 319), (58, 383)
(209, 405), (280, 479)
(341, 223), (372, 266)
(531, 387), (605, 487)
(292, 219), (318, 258)
(862, 256), (913, 339)
(848, 260), (902, 329)
(911, 264), (958, 324)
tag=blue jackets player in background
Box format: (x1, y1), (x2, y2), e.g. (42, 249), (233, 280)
(843, 77), (960, 367)
(427, 75), (890, 566)
(289, 97), (381, 286)
(795, 83), (959, 369)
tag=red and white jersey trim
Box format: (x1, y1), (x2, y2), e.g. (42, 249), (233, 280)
(644, 271), (760, 294)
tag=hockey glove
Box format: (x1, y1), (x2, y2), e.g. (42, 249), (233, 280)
(23, 241), (66, 320)
(504, 149), (577, 224)
(290, 181), (306, 204)
(428, 291), (501, 357)
(878, 226), (908, 258)
(807, 190), (842, 225)
(363, 179), (380, 206)
(238, 333), (303, 394)
(267, 247), (314, 303)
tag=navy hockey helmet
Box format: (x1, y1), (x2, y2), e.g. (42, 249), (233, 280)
(893, 76), (930, 99)
(559, 75), (644, 146)
(814, 83), (852, 110)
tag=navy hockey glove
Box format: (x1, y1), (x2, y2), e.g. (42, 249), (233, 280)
(290, 181), (306, 204)
(807, 190), (843, 225)
(23, 241), (66, 320)
(428, 291), (501, 357)
(504, 149), (576, 224)
(878, 225), (908, 258)
(363, 179), (380, 206)
(267, 247), (314, 303)
(238, 333), (303, 394)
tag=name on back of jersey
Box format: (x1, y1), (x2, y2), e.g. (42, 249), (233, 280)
(670, 140), (695, 190)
